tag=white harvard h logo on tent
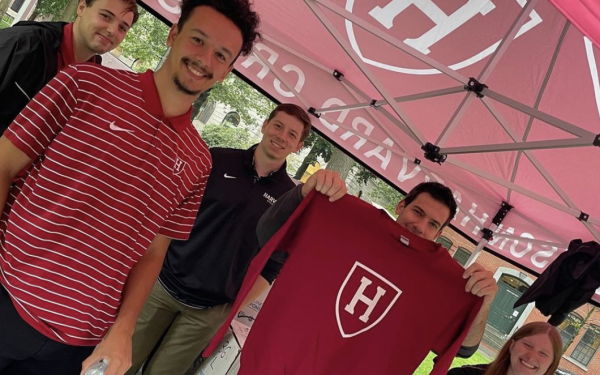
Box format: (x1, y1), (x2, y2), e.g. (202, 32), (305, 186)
(336, 262), (402, 338)
(346, 0), (542, 74)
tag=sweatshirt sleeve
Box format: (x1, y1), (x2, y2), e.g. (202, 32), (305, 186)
(256, 184), (304, 247)
(257, 185), (303, 283)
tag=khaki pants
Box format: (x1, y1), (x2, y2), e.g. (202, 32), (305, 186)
(127, 281), (231, 375)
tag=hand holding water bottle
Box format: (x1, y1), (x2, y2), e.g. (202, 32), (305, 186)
(80, 328), (132, 375)
(85, 359), (109, 375)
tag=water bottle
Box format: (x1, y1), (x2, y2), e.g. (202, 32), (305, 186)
(85, 359), (109, 375)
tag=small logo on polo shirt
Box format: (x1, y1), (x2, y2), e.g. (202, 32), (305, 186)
(400, 235), (409, 246)
(263, 192), (277, 205)
(224, 173), (237, 179)
(174, 158), (186, 175)
(109, 121), (134, 133)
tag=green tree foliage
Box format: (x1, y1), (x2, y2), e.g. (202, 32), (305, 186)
(117, 7), (170, 72)
(293, 132), (334, 179)
(0, 0), (11, 23)
(368, 179), (404, 215)
(354, 164), (376, 185)
(200, 124), (258, 149)
(207, 74), (276, 125)
(35, 0), (76, 21)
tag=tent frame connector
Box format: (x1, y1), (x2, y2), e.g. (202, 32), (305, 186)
(421, 142), (447, 164)
(333, 70), (344, 81)
(369, 99), (378, 108)
(594, 134), (600, 147)
(414, 158), (421, 165)
(579, 212), (590, 222)
(464, 78), (488, 98)
(308, 107), (321, 118)
(481, 228), (494, 241)
(492, 201), (513, 226)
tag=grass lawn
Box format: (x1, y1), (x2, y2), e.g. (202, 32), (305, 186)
(413, 350), (493, 375)
(0, 15), (12, 29)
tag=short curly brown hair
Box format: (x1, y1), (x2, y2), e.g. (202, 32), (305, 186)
(178, 0), (261, 58)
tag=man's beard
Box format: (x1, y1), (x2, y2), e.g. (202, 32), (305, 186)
(173, 74), (202, 96)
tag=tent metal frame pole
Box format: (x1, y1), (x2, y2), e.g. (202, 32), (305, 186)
(438, 0), (540, 148)
(252, 44), (492, 235)
(489, 233), (567, 248)
(440, 136), (596, 154)
(481, 98), (581, 209)
(582, 221), (600, 243)
(436, 93), (475, 147)
(418, 165), (572, 246)
(479, 96), (600, 251)
(320, 73), (416, 150)
(312, 0), (468, 83)
(482, 89), (595, 138)
(251, 51), (310, 108)
(507, 20), (570, 203)
(313, 0), (595, 142)
(318, 112), (413, 157)
(338, 82), (413, 154)
(337, 78), (421, 145)
(478, 0), (541, 82)
(262, 34), (333, 73)
(251, 49), (415, 155)
(466, 235), (491, 269)
(314, 87), (465, 113)
(447, 158), (588, 219)
(305, 0), (428, 145)
(509, 209), (570, 244)
(253, 34), (421, 147)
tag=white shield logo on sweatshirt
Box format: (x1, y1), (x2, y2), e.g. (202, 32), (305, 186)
(336, 261), (402, 338)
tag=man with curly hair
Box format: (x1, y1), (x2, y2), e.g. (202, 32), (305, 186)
(0, 0), (260, 374)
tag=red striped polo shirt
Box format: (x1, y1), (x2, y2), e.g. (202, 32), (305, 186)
(1, 64), (211, 345)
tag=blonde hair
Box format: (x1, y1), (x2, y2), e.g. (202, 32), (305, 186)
(484, 322), (562, 375)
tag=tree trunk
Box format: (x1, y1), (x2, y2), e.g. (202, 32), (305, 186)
(294, 148), (319, 180)
(56, 0), (78, 22)
(192, 89), (212, 120)
(325, 148), (355, 180)
(0, 0), (11, 21)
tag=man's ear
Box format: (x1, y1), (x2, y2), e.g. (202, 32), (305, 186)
(395, 200), (405, 215)
(218, 66), (234, 82)
(76, 0), (87, 17)
(261, 120), (268, 134)
(292, 141), (304, 153)
(166, 24), (179, 47)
